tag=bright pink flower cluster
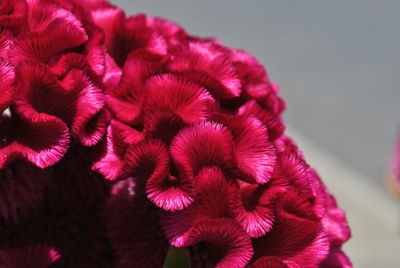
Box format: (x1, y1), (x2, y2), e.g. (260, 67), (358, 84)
(0, 0), (351, 267)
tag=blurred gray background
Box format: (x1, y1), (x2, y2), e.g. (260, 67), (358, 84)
(110, 1), (400, 266)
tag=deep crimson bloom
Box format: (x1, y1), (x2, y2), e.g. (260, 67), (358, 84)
(0, 0), (351, 267)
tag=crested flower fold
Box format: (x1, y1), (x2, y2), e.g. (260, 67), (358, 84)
(0, 0), (351, 267)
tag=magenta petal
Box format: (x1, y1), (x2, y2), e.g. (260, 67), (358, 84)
(250, 257), (293, 268)
(143, 108), (187, 145)
(232, 179), (287, 238)
(124, 16), (167, 57)
(238, 100), (285, 141)
(186, 218), (253, 268)
(146, 177), (193, 212)
(0, 29), (12, 60)
(170, 122), (235, 177)
(123, 138), (193, 210)
(124, 139), (170, 181)
(228, 48), (275, 100)
(105, 177), (169, 268)
(102, 13), (167, 67)
(10, 18), (87, 64)
(106, 59), (162, 124)
(161, 167), (239, 246)
(168, 42), (242, 99)
(0, 60), (15, 113)
(253, 191), (330, 267)
(322, 193), (351, 247)
(0, 112), (69, 169)
(320, 248), (352, 268)
(273, 151), (314, 198)
(147, 16), (187, 46)
(90, 6), (125, 52)
(14, 61), (71, 119)
(93, 120), (144, 180)
(26, 0), (82, 33)
(0, 245), (58, 268)
(210, 113), (276, 184)
(145, 73), (214, 124)
(0, 0), (27, 34)
(49, 53), (98, 79)
(18, 116), (70, 168)
(60, 69), (107, 146)
(16, 60), (106, 146)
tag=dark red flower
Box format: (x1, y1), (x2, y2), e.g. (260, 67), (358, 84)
(0, 0), (351, 267)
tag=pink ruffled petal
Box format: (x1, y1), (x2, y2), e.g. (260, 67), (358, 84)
(123, 139), (191, 211)
(146, 175), (193, 212)
(102, 53), (122, 88)
(15, 61), (106, 146)
(124, 139), (170, 181)
(0, 60), (15, 113)
(210, 113), (276, 184)
(60, 69), (107, 146)
(26, 0), (83, 33)
(105, 177), (169, 268)
(75, 0), (116, 10)
(49, 53), (99, 79)
(320, 248), (352, 268)
(161, 167), (239, 246)
(145, 73), (214, 124)
(228, 49), (275, 100)
(186, 218), (253, 268)
(250, 257), (294, 268)
(147, 16), (188, 47)
(168, 42), (242, 99)
(143, 108), (187, 145)
(0, 29), (12, 60)
(170, 122), (235, 177)
(107, 59), (163, 124)
(238, 100), (285, 141)
(10, 18), (88, 65)
(125, 14), (168, 55)
(14, 61), (71, 119)
(322, 193), (351, 247)
(93, 120), (144, 180)
(90, 6), (125, 52)
(253, 191), (330, 267)
(98, 12), (167, 67)
(232, 179), (287, 238)
(0, 112), (69, 169)
(0, 0), (27, 34)
(273, 150), (313, 196)
(0, 244), (59, 268)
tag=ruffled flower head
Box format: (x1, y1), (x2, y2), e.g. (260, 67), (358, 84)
(0, 0), (351, 267)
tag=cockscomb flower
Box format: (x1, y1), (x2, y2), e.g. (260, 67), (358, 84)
(0, 0), (351, 267)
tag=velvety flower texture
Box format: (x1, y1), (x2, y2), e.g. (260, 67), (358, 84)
(0, 0), (351, 267)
